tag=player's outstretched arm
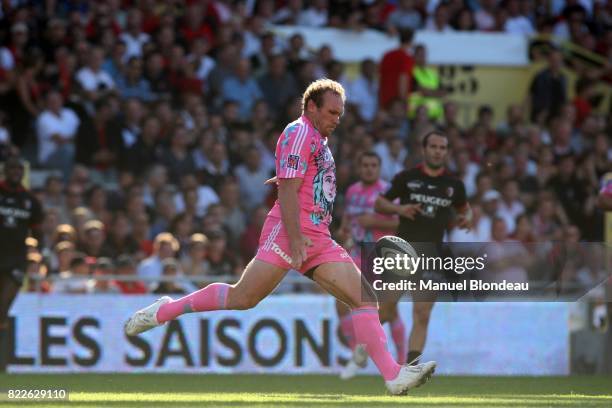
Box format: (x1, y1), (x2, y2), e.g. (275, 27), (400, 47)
(357, 213), (399, 230)
(375, 196), (422, 220)
(278, 178), (312, 269)
(374, 196), (400, 215)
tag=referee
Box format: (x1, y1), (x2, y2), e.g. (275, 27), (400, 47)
(0, 156), (43, 372)
(375, 130), (472, 365)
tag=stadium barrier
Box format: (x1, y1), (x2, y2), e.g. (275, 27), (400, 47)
(8, 293), (569, 375)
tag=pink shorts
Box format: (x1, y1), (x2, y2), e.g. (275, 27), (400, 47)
(255, 216), (353, 275)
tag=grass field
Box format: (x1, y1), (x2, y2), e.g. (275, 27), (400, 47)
(1, 374), (611, 407)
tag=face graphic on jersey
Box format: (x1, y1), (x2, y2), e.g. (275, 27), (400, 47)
(322, 169), (336, 202)
(311, 149), (336, 226)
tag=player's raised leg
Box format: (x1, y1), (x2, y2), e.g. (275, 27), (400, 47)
(313, 262), (435, 395)
(124, 259), (287, 336)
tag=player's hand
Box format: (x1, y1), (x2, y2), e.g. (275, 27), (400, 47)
(396, 203), (422, 220)
(264, 176), (278, 185)
(289, 235), (313, 270)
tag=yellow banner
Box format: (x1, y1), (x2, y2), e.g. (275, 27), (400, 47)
(438, 65), (532, 128)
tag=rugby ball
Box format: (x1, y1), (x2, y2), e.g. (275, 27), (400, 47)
(374, 235), (419, 277)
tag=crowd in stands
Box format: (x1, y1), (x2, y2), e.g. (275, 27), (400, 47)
(0, 0), (610, 294)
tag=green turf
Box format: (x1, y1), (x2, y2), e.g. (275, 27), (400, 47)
(1, 374), (611, 407)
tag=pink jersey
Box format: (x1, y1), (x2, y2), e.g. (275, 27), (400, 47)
(345, 179), (396, 243)
(268, 115), (336, 235)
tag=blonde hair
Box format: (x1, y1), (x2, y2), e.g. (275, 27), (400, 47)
(153, 232), (180, 253)
(301, 78), (346, 113)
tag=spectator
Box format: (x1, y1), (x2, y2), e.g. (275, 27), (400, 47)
(529, 49), (567, 125)
(122, 115), (163, 176)
(425, 3), (454, 32)
(483, 217), (530, 287)
(160, 125), (196, 185)
(474, 0), (497, 31)
(151, 189), (178, 237)
(298, 0), (329, 27)
(379, 28), (414, 110)
(504, 0), (535, 35)
(76, 46), (115, 101)
(498, 180), (526, 232)
(199, 140), (232, 192)
(449, 202), (490, 242)
(86, 184), (112, 226)
(79, 219), (107, 258)
(272, 0), (304, 25)
(480, 189), (502, 238)
(180, 233), (210, 287)
(142, 165), (168, 209)
(91, 257), (120, 293)
(235, 145), (272, 212)
(221, 58), (263, 121)
(572, 77), (596, 127)
(102, 40), (127, 83)
(347, 59), (378, 122)
(118, 98), (145, 158)
(75, 97), (121, 172)
(206, 229), (240, 277)
(374, 128), (407, 182)
(9, 49), (45, 146)
(52, 252), (94, 294)
(531, 195), (564, 241)
(50, 240), (75, 275)
(174, 173), (219, 218)
(24, 252), (51, 293)
(144, 52), (171, 96)
(387, 0), (423, 32)
(116, 57), (156, 102)
(453, 148), (480, 198)
(189, 38), (216, 87)
(452, 8), (476, 31)
(408, 44), (447, 120)
(131, 212), (153, 257)
(112, 254), (148, 294)
(102, 212), (139, 258)
(170, 212), (195, 253)
(547, 154), (588, 227)
(218, 179), (247, 247)
(120, 9), (150, 59)
(153, 258), (187, 294)
(513, 150), (539, 209)
(36, 90), (80, 178)
(258, 54), (298, 117)
(137, 232), (179, 290)
(510, 214), (536, 244)
(41, 174), (65, 211)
